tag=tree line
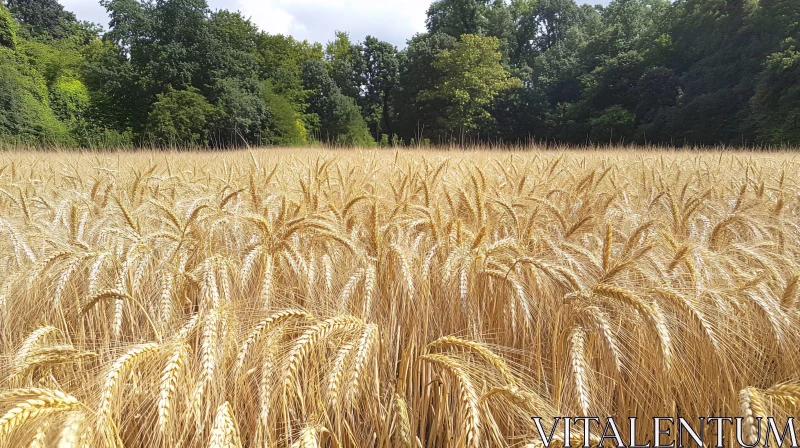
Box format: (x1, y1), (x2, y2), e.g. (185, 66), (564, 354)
(0, 0), (798, 148)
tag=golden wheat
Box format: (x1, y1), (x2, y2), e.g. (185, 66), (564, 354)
(0, 148), (798, 446)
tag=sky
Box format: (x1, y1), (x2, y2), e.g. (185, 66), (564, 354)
(61, 0), (608, 48)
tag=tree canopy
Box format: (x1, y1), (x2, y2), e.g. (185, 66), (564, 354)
(0, 0), (799, 148)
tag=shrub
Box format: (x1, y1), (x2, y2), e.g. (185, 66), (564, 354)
(145, 86), (214, 147)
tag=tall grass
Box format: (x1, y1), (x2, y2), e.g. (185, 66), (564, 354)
(0, 147), (799, 446)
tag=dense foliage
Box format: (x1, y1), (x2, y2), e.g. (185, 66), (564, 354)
(0, 0), (798, 147)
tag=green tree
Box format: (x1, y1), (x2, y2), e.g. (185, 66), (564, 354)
(146, 0), (214, 90)
(634, 66), (680, 124)
(749, 0), (800, 145)
(1, 0), (799, 148)
(98, 0), (212, 133)
(584, 0), (671, 64)
(421, 34), (521, 138)
(751, 40), (800, 145)
(82, 38), (147, 134)
(581, 50), (646, 113)
(426, 0), (490, 37)
(485, 0), (514, 58)
(506, 0), (536, 63)
(0, 3), (16, 48)
(255, 33), (322, 109)
(6, 0), (78, 39)
(208, 11), (260, 81)
(530, 0), (583, 52)
(206, 77), (267, 147)
(302, 59), (373, 145)
(533, 44), (584, 107)
(489, 79), (549, 143)
(98, 0), (280, 147)
(325, 31), (362, 99)
(358, 36), (399, 139)
(527, 2), (599, 140)
(667, 0), (768, 144)
(145, 86), (212, 145)
(394, 32), (457, 142)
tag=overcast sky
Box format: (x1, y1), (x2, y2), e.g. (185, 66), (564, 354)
(62, 0), (608, 48)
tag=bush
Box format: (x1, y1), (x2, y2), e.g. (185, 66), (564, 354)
(70, 119), (134, 149)
(50, 75), (90, 121)
(206, 78), (267, 147)
(145, 87), (213, 147)
(590, 105), (635, 143)
(261, 80), (306, 145)
(0, 54), (71, 144)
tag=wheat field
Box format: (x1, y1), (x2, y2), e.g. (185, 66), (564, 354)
(0, 148), (799, 447)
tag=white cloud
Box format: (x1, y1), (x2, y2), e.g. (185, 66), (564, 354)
(60, 0), (114, 29)
(58, 0), (608, 47)
(235, 0), (294, 36)
(234, 0), (431, 47)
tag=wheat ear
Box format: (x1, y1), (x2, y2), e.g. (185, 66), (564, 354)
(740, 387), (766, 447)
(327, 342), (355, 408)
(157, 340), (188, 435)
(593, 283), (673, 369)
(98, 343), (159, 427)
(569, 326), (591, 416)
(257, 333), (280, 448)
(427, 336), (516, 386)
(55, 410), (88, 448)
(346, 323), (378, 402)
(28, 421), (48, 448)
(291, 425), (325, 448)
(0, 389), (80, 441)
(260, 253), (273, 310)
(339, 268), (364, 312)
(781, 274), (799, 308)
(234, 309), (311, 373)
(581, 306), (624, 373)
(363, 264), (376, 319)
(421, 354), (480, 448)
(15, 326), (60, 369)
(651, 288), (720, 353)
(392, 394), (412, 448)
(209, 402), (242, 448)
(283, 316), (363, 396)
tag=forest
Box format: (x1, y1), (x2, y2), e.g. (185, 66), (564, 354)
(0, 0), (798, 148)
